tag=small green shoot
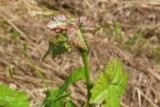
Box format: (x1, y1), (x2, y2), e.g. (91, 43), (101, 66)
(8, 65), (14, 78)
(10, 30), (20, 40)
(115, 22), (121, 38)
(0, 19), (20, 42)
(154, 46), (160, 62)
(42, 14), (129, 107)
(0, 13), (129, 107)
(125, 31), (142, 47)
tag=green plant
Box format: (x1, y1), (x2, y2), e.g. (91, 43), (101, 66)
(89, 60), (128, 106)
(42, 14), (128, 107)
(124, 31), (142, 49)
(0, 84), (30, 107)
(43, 14), (128, 107)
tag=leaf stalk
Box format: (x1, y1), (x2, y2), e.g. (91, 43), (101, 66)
(81, 51), (92, 107)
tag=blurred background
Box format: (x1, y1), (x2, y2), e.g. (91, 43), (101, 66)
(0, 0), (160, 107)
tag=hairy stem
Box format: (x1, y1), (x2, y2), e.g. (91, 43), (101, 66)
(81, 51), (92, 107)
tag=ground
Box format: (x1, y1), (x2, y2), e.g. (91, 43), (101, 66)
(0, 0), (160, 107)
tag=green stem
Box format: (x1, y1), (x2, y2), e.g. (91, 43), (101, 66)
(81, 51), (92, 107)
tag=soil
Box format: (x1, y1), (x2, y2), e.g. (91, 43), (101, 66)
(0, 0), (160, 107)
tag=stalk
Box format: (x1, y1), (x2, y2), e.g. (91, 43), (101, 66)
(81, 51), (92, 107)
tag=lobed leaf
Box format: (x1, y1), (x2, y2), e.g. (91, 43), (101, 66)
(90, 59), (128, 107)
(79, 16), (96, 33)
(0, 84), (30, 107)
(46, 14), (77, 33)
(46, 14), (67, 32)
(42, 34), (71, 60)
(46, 14), (96, 52)
(43, 67), (85, 107)
(44, 88), (70, 107)
(67, 29), (88, 51)
(83, 33), (94, 48)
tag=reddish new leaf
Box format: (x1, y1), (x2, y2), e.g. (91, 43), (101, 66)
(46, 14), (68, 32)
(46, 14), (95, 51)
(67, 28), (88, 51)
(83, 33), (94, 48)
(79, 16), (96, 33)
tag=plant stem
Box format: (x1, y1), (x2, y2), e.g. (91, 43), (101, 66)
(81, 51), (92, 107)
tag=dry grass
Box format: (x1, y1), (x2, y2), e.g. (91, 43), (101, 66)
(0, 0), (160, 107)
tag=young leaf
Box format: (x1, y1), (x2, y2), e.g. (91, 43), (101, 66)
(46, 14), (67, 32)
(43, 67), (85, 107)
(0, 84), (30, 107)
(67, 29), (88, 51)
(42, 34), (71, 60)
(79, 16), (96, 33)
(77, 16), (96, 50)
(83, 33), (93, 48)
(46, 14), (77, 33)
(46, 14), (95, 51)
(89, 59), (128, 107)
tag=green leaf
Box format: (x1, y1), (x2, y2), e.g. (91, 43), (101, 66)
(61, 67), (85, 89)
(0, 84), (30, 107)
(44, 88), (70, 107)
(43, 67), (85, 107)
(89, 59), (128, 107)
(42, 34), (71, 60)
(66, 100), (76, 107)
